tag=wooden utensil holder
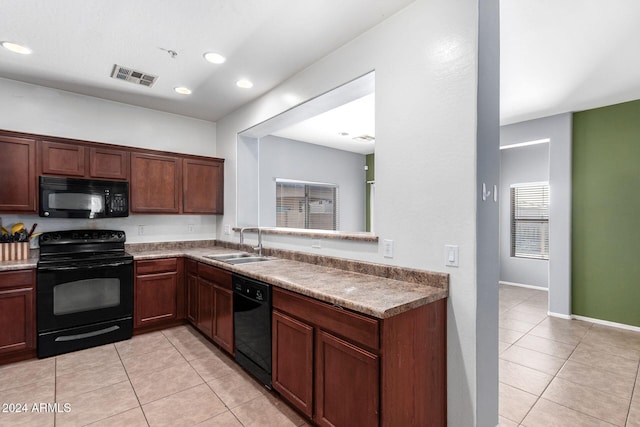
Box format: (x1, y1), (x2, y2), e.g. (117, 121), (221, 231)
(0, 242), (30, 261)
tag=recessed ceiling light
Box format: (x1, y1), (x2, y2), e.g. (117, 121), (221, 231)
(174, 87), (192, 95)
(236, 79), (253, 89)
(203, 52), (226, 64)
(1, 41), (32, 55)
(339, 132), (350, 136)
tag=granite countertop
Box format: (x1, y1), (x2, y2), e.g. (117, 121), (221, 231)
(129, 246), (448, 319)
(0, 244), (448, 319)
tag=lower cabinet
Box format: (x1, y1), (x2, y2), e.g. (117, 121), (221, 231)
(0, 270), (36, 360)
(272, 287), (447, 427)
(134, 258), (184, 329)
(185, 261), (234, 355)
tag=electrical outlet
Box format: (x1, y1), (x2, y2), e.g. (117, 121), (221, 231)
(137, 225), (144, 235)
(188, 224), (194, 233)
(383, 239), (393, 258)
(224, 224), (231, 235)
(312, 239), (321, 249)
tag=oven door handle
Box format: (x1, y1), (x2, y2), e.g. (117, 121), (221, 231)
(38, 260), (133, 271)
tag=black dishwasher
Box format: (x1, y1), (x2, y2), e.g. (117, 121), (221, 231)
(233, 274), (272, 388)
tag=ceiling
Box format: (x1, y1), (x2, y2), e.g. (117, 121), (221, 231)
(2, 1), (639, 131)
(0, 0), (412, 122)
(500, 0), (640, 125)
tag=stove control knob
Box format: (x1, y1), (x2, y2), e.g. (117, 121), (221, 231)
(53, 233), (61, 241)
(117, 232), (125, 240)
(72, 233), (79, 239)
(41, 234), (50, 242)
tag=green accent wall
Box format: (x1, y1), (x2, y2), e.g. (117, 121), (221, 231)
(366, 153), (375, 232)
(572, 100), (640, 327)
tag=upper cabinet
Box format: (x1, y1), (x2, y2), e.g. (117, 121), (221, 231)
(130, 153), (182, 213)
(0, 135), (37, 212)
(183, 158), (224, 214)
(39, 140), (129, 180)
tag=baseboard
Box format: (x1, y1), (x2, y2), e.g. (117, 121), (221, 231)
(499, 281), (548, 291)
(572, 314), (640, 333)
(548, 311), (571, 320)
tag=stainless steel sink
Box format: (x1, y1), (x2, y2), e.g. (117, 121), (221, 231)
(204, 253), (274, 265)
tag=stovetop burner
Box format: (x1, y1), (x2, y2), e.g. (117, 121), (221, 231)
(38, 229), (131, 266)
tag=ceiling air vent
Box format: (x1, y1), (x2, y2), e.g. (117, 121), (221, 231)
(352, 134), (375, 142)
(110, 64), (157, 87)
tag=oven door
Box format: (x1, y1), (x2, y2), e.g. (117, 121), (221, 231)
(37, 259), (134, 333)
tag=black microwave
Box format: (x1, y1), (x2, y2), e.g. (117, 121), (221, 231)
(39, 176), (129, 219)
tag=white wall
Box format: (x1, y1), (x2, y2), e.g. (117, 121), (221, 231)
(500, 114), (573, 317)
(258, 135), (366, 232)
(0, 77), (218, 243)
(216, 0), (494, 425)
(499, 143), (550, 288)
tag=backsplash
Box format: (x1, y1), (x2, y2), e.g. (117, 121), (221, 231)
(0, 214), (216, 246)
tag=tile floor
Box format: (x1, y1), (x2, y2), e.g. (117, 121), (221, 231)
(0, 326), (308, 427)
(499, 284), (640, 427)
(2, 289), (638, 426)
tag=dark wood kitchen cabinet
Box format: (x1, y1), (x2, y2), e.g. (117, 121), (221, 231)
(272, 287), (446, 427)
(0, 135), (36, 213)
(39, 140), (129, 180)
(0, 269), (36, 364)
(134, 258), (184, 330)
(185, 262), (233, 354)
(182, 158), (224, 214)
(130, 152), (182, 213)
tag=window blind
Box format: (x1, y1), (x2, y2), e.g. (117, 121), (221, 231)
(511, 183), (549, 260)
(276, 179), (339, 231)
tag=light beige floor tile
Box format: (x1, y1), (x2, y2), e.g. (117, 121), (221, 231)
(528, 322), (588, 346)
(499, 328), (526, 344)
(509, 304), (548, 318)
(0, 378), (56, 427)
(129, 359), (204, 404)
(499, 416), (519, 427)
(569, 343), (639, 378)
(207, 370), (268, 409)
(87, 407), (148, 427)
(500, 345), (566, 376)
(539, 316), (593, 331)
(628, 399), (640, 427)
(195, 411), (244, 427)
(500, 317), (538, 333)
(502, 308), (548, 325)
(581, 329), (640, 362)
(231, 394), (305, 427)
(189, 353), (241, 382)
(514, 334), (576, 359)
(56, 359), (128, 400)
(498, 383), (538, 424)
(55, 344), (120, 377)
(0, 358), (55, 392)
(115, 331), (173, 359)
(542, 377), (629, 426)
(499, 359), (553, 396)
(521, 398), (616, 427)
(557, 360), (635, 400)
(171, 335), (221, 361)
(498, 341), (511, 354)
(55, 381), (139, 427)
(589, 325), (640, 347)
(121, 345), (185, 377)
(142, 384), (226, 427)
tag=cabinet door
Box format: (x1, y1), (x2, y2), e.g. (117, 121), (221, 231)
(0, 270), (35, 354)
(40, 141), (86, 177)
(272, 310), (314, 418)
(186, 271), (199, 325)
(197, 278), (214, 337)
(183, 158), (224, 214)
(315, 331), (379, 427)
(0, 136), (36, 212)
(134, 272), (178, 328)
(130, 153), (181, 213)
(90, 147), (129, 180)
(212, 285), (234, 354)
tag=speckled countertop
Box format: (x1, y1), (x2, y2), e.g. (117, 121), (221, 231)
(128, 245), (448, 319)
(0, 243), (448, 319)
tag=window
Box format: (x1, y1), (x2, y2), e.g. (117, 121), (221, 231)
(511, 183), (549, 260)
(276, 179), (339, 231)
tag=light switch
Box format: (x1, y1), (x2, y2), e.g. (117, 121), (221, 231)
(445, 244), (459, 267)
(224, 224), (231, 235)
(383, 239), (393, 258)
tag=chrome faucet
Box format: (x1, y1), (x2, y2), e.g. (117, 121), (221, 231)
(239, 227), (263, 256)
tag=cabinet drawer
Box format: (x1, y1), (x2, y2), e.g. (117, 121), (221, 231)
(273, 288), (379, 350)
(136, 258), (178, 275)
(198, 263), (232, 290)
(0, 270), (35, 290)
